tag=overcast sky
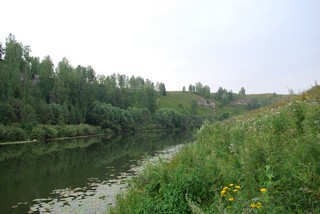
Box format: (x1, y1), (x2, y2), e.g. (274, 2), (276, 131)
(2, 0), (319, 94)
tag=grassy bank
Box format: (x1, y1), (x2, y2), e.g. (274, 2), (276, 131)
(109, 85), (320, 213)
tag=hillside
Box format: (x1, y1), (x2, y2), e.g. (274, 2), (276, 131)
(110, 85), (320, 213)
(158, 91), (286, 119)
(158, 91), (215, 115)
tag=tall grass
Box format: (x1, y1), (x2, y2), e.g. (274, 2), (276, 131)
(109, 86), (320, 213)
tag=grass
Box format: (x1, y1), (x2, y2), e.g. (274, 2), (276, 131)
(158, 91), (214, 115)
(158, 91), (286, 119)
(109, 85), (320, 213)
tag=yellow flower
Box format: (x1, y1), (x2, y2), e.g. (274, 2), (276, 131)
(235, 185), (241, 189)
(260, 188), (267, 193)
(228, 197), (235, 201)
(229, 183), (234, 187)
(223, 187), (229, 191)
(250, 203), (256, 208)
(233, 189), (238, 193)
(220, 190), (226, 196)
(250, 202), (262, 209)
(256, 202), (262, 208)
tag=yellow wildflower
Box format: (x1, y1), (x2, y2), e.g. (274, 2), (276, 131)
(223, 187), (229, 191)
(250, 203), (256, 208)
(233, 189), (238, 193)
(229, 183), (234, 187)
(250, 202), (262, 209)
(220, 190), (226, 196)
(228, 197), (235, 201)
(256, 202), (262, 208)
(260, 188), (267, 193)
(235, 185), (241, 189)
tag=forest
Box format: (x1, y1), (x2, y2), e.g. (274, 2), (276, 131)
(0, 34), (207, 142)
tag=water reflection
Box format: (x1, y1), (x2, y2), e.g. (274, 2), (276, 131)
(0, 131), (193, 214)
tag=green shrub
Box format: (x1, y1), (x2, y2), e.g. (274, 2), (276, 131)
(4, 127), (27, 141)
(43, 125), (58, 139)
(0, 124), (7, 141)
(30, 126), (46, 140)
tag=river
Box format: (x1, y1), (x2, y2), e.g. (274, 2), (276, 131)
(0, 131), (194, 214)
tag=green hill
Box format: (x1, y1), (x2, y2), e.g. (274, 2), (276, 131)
(157, 91), (215, 115)
(158, 91), (286, 119)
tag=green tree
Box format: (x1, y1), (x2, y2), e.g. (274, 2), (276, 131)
(203, 85), (211, 98)
(189, 84), (195, 93)
(239, 87), (246, 96)
(3, 34), (24, 100)
(217, 87), (224, 99)
(53, 57), (76, 104)
(0, 42), (4, 60)
(154, 108), (183, 129)
(158, 82), (166, 96)
(0, 103), (16, 124)
(39, 56), (55, 103)
(195, 82), (204, 95)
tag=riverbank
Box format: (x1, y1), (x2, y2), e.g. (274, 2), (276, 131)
(109, 86), (320, 213)
(0, 126), (186, 145)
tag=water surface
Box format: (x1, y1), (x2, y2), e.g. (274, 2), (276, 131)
(0, 131), (193, 213)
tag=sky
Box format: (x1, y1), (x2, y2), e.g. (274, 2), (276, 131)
(2, 0), (319, 94)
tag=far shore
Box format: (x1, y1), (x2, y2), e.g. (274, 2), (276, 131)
(0, 134), (107, 146)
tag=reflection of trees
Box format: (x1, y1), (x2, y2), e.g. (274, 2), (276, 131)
(0, 131), (194, 213)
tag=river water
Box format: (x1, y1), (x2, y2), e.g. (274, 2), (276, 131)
(0, 131), (194, 214)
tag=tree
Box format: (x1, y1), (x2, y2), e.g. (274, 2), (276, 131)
(142, 85), (157, 113)
(195, 82), (204, 95)
(0, 42), (3, 61)
(39, 56), (55, 103)
(217, 87), (224, 99)
(154, 108), (182, 129)
(158, 82), (166, 96)
(4, 34), (24, 99)
(239, 87), (246, 96)
(228, 90), (234, 100)
(203, 85), (211, 99)
(189, 84), (195, 93)
(0, 103), (17, 124)
(182, 86), (186, 92)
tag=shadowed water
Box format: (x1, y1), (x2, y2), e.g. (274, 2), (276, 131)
(0, 131), (194, 214)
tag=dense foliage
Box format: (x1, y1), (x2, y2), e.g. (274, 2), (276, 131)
(110, 85), (320, 213)
(0, 35), (209, 142)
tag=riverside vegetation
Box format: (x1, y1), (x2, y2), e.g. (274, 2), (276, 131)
(110, 85), (320, 213)
(0, 35), (207, 142)
(0, 34), (281, 143)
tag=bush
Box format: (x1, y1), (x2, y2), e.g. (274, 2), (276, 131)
(4, 126), (27, 141)
(154, 108), (183, 129)
(0, 124), (7, 141)
(30, 126), (46, 141)
(0, 103), (16, 124)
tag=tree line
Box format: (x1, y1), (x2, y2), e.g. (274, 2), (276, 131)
(0, 34), (204, 142)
